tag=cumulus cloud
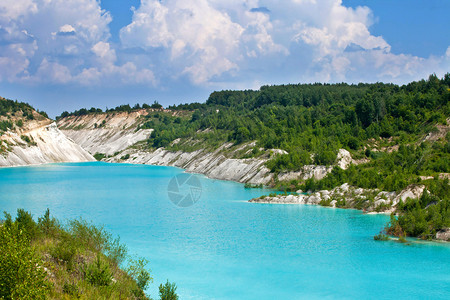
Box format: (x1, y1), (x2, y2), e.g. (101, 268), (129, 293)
(119, 0), (448, 86)
(56, 24), (76, 36)
(0, 0), (448, 90)
(0, 0), (156, 86)
(120, 0), (288, 83)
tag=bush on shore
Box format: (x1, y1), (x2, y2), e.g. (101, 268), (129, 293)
(0, 208), (178, 300)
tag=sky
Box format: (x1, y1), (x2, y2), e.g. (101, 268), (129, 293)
(0, 0), (449, 117)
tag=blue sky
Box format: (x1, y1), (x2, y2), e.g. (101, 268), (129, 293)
(0, 0), (449, 117)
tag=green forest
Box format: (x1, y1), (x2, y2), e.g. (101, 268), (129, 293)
(137, 74), (448, 191)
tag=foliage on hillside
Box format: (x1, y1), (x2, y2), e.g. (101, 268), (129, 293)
(134, 74), (448, 167)
(0, 97), (36, 118)
(0, 97), (49, 135)
(58, 74), (449, 193)
(143, 74), (449, 189)
(384, 179), (450, 240)
(296, 137), (450, 193)
(0, 209), (178, 300)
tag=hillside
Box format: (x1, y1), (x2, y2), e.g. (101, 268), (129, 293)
(0, 208), (168, 299)
(57, 74), (449, 189)
(55, 74), (450, 240)
(0, 97), (94, 167)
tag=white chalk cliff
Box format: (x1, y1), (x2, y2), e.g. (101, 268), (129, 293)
(0, 122), (94, 167)
(58, 111), (362, 184)
(57, 110), (153, 156)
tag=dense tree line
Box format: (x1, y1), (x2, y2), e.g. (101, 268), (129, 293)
(0, 98), (48, 135)
(0, 98), (35, 117)
(58, 101), (164, 119)
(143, 74), (449, 172)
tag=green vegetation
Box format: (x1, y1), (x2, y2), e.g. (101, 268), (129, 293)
(0, 208), (178, 299)
(0, 120), (13, 132)
(373, 232), (390, 241)
(0, 97), (49, 138)
(0, 97), (36, 117)
(121, 154), (131, 160)
(20, 135), (37, 146)
(299, 139), (450, 193)
(94, 153), (106, 161)
(134, 74), (449, 178)
(159, 281), (178, 300)
(385, 179), (450, 240)
(57, 101), (165, 120)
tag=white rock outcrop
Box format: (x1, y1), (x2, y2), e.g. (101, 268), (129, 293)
(0, 123), (94, 167)
(250, 183), (426, 213)
(436, 228), (450, 241)
(336, 148), (352, 170)
(62, 128), (153, 156)
(278, 165), (333, 182)
(106, 146), (273, 185)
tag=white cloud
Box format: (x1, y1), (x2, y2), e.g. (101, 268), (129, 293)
(121, 0), (247, 83)
(0, 0), (155, 86)
(0, 0), (448, 90)
(56, 24), (76, 36)
(92, 41), (116, 62)
(119, 0), (448, 86)
(120, 0), (290, 83)
(0, 0), (37, 21)
(35, 58), (72, 83)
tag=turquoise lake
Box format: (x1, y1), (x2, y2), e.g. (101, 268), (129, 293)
(1, 162), (449, 299)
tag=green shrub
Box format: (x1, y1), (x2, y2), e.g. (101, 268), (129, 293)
(85, 255), (112, 287)
(121, 154), (130, 160)
(67, 219), (110, 252)
(127, 257), (152, 292)
(159, 280), (178, 300)
(51, 233), (77, 269)
(0, 120), (13, 131)
(398, 235), (408, 243)
(0, 225), (50, 299)
(15, 208), (38, 239)
(20, 135), (31, 143)
(106, 237), (128, 266)
(93, 153), (106, 161)
(63, 282), (80, 298)
(38, 208), (59, 236)
(373, 233), (390, 241)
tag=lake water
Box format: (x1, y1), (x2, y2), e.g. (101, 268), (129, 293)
(0, 162), (449, 299)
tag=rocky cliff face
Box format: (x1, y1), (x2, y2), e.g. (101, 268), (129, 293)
(58, 111), (275, 184)
(57, 111), (361, 185)
(57, 110), (153, 156)
(0, 121), (94, 167)
(105, 144), (273, 185)
(0, 97), (94, 167)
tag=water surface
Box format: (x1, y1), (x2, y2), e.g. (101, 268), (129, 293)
(0, 162), (449, 299)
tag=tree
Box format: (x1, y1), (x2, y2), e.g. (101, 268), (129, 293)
(159, 280), (178, 300)
(151, 101), (163, 109)
(234, 126), (250, 144)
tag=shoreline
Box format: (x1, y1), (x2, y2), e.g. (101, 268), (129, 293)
(2, 160), (449, 244)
